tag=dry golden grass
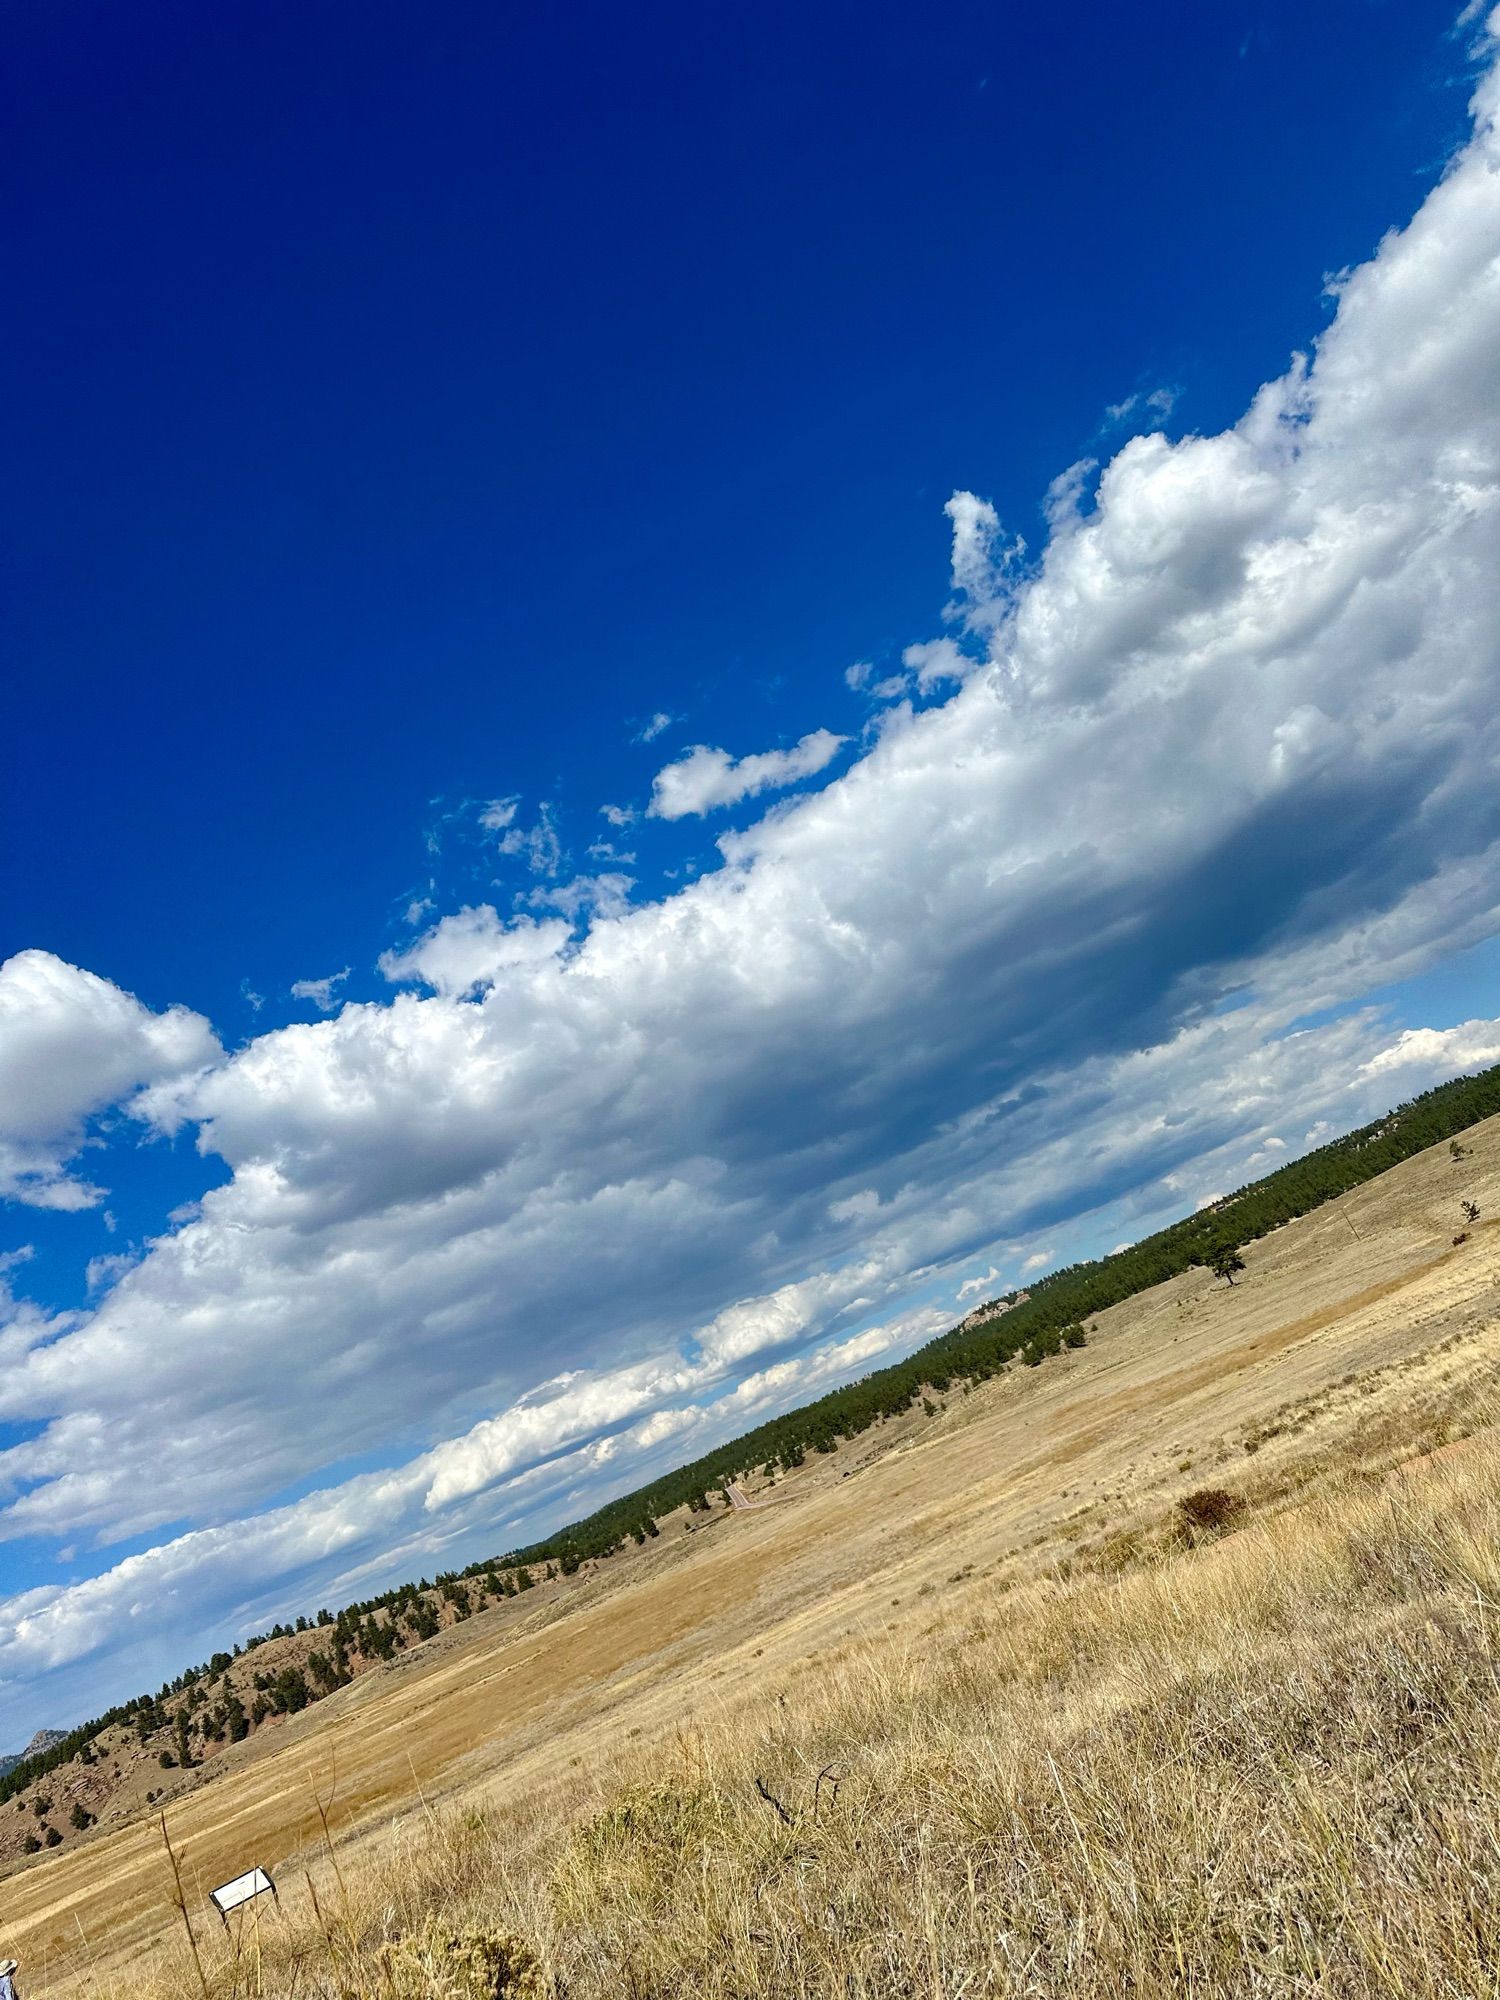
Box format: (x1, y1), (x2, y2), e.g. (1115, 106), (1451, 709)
(114, 1432), (1500, 2000)
(16, 1118), (1500, 1998)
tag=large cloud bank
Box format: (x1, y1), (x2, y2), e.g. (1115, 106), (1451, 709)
(1, 25), (1499, 1730)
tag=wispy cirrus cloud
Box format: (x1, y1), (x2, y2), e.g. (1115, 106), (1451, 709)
(289, 967), (350, 1013)
(493, 802), (564, 876)
(1104, 383), (1180, 428)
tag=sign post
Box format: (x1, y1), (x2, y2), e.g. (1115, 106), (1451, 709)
(208, 1866), (278, 1926)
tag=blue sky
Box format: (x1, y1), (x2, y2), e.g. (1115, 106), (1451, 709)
(2, 0), (1499, 1737)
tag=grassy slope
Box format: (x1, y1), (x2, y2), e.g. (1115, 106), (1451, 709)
(8, 1105), (1495, 1996)
(10, 1058), (1498, 1856)
(507, 1059), (1500, 1570)
(144, 1337), (1500, 1999)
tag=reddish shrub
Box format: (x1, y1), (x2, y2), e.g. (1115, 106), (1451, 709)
(1178, 1487), (1242, 1534)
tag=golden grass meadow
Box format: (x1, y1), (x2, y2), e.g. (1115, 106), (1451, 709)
(11, 1115), (1500, 1998)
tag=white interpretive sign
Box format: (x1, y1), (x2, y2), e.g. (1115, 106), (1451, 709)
(209, 1866), (277, 1920)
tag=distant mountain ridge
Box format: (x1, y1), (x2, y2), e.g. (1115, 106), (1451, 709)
(0, 1729), (67, 1780)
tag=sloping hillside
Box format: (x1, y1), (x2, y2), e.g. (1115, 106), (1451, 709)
(5, 1060), (1496, 1879)
(0, 1532), (658, 1870)
(0, 1104), (1496, 1993)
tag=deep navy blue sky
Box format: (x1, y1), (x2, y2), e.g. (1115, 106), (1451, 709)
(4, 0), (1467, 1025)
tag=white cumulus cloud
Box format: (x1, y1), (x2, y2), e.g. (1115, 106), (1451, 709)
(0, 952), (219, 1211)
(647, 728), (848, 819)
(1363, 1016), (1500, 1078)
(379, 906), (571, 997)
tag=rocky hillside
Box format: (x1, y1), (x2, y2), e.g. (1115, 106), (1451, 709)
(0, 1730), (68, 1781)
(0, 1558), (583, 1871)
